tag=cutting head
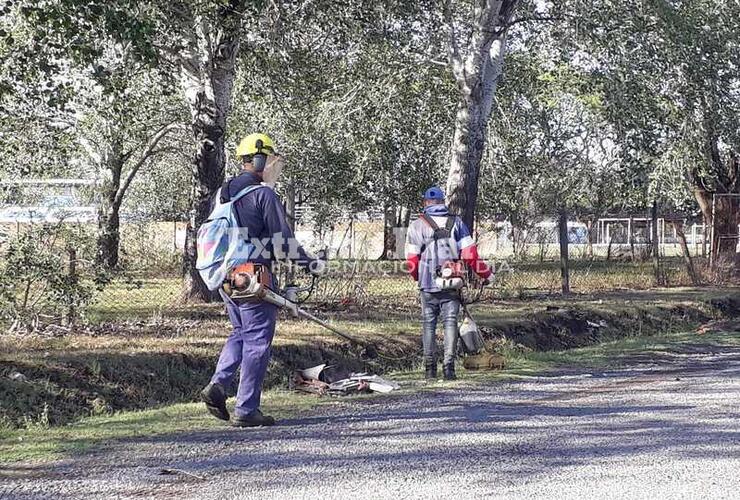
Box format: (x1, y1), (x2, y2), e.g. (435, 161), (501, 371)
(360, 344), (379, 360)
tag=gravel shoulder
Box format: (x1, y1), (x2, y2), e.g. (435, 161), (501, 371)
(2, 340), (740, 500)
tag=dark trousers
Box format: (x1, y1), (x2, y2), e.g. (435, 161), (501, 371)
(420, 290), (460, 366)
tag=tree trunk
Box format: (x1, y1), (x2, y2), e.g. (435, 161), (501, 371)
(558, 209), (570, 294)
(398, 206), (411, 228)
(447, 99), (487, 227)
(695, 186), (740, 269)
(283, 179), (296, 281)
(284, 180), (296, 233)
(381, 203), (396, 260)
(510, 220), (528, 260)
(445, 1), (518, 230)
(398, 207), (411, 259)
(586, 218), (594, 259)
(691, 129), (740, 270)
(672, 220), (699, 285)
(96, 154), (124, 269)
(97, 210), (121, 269)
(87, 119), (177, 271)
(710, 195), (739, 266)
(335, 221), (352, 259)
(180, 14), (241, 301)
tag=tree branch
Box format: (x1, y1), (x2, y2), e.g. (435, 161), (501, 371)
(443, 0), (465, 88)
(114, 123), (181, 207)
(505, 15), (563, 29)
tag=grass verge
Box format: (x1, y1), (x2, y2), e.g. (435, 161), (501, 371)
(2, 289), (737, 430)
(2, 325), (739, 466)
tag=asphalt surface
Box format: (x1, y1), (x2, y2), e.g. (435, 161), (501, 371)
(2, 343), (739, 500)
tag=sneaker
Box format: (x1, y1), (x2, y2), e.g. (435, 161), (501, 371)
(201, 382), (229, 421)
(424, 363), (438, 380)
(443, 363), (456, 381)
(232, 409), (276, 428)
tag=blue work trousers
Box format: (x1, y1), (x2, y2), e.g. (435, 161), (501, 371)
(211, 292), (278, 417)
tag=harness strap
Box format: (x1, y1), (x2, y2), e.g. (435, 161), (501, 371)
(419, 213), (458, 272)
(420, 213), (440, 231)
(219, 180), (231, 203)
(220, 181), (265, 204)
(444, 216), (455, 233)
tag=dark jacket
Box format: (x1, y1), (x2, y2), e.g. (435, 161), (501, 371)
(222, 171), (312, 268)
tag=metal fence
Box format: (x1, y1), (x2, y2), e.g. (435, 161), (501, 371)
(0, 217), (720, 322)
(87, 226), (703, 319)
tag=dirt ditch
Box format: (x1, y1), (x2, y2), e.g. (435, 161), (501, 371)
(479, 301), (723, 352)
(1, 293), (738, 429)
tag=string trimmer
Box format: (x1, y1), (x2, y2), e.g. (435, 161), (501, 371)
(458, 280), (506, 371)
(231, 274), (380, 359)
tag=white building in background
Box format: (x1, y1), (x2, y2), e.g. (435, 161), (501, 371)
(0, 179), (97, 224)
(473, 217), (714, 259)
(1, 180), (730, 258)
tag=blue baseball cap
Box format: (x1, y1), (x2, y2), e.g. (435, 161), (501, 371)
(423, 186), (445, 201)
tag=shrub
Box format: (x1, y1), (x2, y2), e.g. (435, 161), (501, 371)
(0, 223), (101, 333)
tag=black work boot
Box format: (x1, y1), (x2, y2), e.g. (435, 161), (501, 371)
(201, 382), (229, 421)
(443, 363), (456, 381)
(232, 409), (276, 428)
(424, 362), (438, 380)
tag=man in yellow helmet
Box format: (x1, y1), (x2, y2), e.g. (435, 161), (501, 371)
(200, 133), (326, 427)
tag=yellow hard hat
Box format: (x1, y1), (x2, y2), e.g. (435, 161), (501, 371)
(235, 133), (275, 158)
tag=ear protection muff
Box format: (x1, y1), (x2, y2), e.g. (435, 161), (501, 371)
(253, 153), (267, 172)
(253, 139), (267, 171)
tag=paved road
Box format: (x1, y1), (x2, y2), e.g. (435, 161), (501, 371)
(3, 343), (740, 500)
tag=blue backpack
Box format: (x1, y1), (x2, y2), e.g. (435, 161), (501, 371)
(196, 184), (265, 291)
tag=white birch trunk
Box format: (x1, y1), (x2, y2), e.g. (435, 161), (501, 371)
(445, 0), (517, 230)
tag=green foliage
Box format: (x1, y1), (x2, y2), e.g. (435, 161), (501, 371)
(558, 0), (740, 207)
(481, 46), (622, 223)
(0, 224), (100, 333)
(228, 0), (453, 226)
(2, 0), (737, 239)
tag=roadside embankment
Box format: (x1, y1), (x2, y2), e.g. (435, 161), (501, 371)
(1, 288), (737, 429)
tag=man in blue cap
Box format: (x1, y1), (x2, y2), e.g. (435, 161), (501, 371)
(405, 186), (491, 380)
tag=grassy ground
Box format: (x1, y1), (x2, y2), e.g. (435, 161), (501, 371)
(2, 285), (737, 465)
(3, 288), (735, 429)
(0, 312), (420, 429)
(3, 288), (736, 427)
(2, 325), (739, 466)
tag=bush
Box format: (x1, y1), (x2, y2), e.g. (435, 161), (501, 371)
(0, 223), (101, 333)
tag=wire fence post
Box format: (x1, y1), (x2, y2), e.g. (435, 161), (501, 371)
(558, 209), (570, 294)
(651, 200), (665, 286)
(709, 194), (716, 269)
(66, 246), (78, 327)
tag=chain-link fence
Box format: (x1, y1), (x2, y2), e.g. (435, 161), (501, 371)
(80, 217), (707, 319)
(0, 214), (723, 324)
